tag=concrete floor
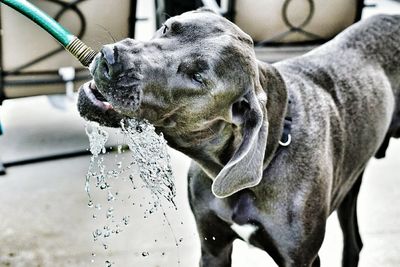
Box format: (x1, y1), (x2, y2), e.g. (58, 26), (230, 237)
(1, 92), (400, 267)
(1, 1), (400, 267)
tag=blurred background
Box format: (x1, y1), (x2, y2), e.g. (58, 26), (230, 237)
(0, 0), (399, 266)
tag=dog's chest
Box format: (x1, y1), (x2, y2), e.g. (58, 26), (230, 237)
(212, 190), (260, 243)
(230, 223), (258, 242)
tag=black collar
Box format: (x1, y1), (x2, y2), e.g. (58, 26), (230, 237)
(279, 99), (292, 147)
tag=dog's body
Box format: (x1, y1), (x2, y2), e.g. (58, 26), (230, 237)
(78, 11), (400, 267)
(189, 15), (400, 266)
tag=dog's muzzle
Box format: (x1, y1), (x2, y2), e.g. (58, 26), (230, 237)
(77, 45), (143, 126)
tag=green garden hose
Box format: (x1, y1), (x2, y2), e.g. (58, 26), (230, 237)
(0, 0), (97, 67)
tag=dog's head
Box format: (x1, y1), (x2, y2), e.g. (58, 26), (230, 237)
(78, 9), (287, 198)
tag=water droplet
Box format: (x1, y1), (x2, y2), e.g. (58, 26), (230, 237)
(93, 229), (102, 240)
(99, 183), (108, 190)
(88, 200), (94, 208)
(107, 191), (115, 202)
(142, 252), (149, 257)
(122, 216), (130, 226)
(106, 207), (114, 219)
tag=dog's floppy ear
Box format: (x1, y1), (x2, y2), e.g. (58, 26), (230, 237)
(212, 62), (287, 198)
(212, 87), (267, 198)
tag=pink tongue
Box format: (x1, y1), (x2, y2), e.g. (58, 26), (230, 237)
(83, 82), (113, 111)
(103, 102), (113, 109)
(89, 81), (112, 108)
(89, 81), (96, 90)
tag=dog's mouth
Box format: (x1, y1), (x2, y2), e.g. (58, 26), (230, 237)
(78, 80), (125, 127)
(84, 80), (113, 111)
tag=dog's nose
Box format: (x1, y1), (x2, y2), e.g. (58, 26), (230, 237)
(98, 45), (122, 79)
(101, 45), (116, 65)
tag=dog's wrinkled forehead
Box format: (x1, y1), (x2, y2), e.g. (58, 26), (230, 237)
(162, 9), (254, 47)
(159, 9), (257, 80)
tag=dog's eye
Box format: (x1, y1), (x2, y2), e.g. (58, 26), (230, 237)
(192, 73), (203, 84)
(162, 24), (169, 35)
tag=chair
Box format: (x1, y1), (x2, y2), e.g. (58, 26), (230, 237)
(155, 0), (365, 62)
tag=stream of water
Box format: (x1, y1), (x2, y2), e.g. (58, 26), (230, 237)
(84, 119), (180, 266)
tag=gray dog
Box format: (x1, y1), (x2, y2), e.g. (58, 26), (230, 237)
(78, 9), (400, 267)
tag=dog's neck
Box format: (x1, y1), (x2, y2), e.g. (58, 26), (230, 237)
(278, 99), (292, 147)
(258, 61), (290, 169)
(161, 62), (289, 182)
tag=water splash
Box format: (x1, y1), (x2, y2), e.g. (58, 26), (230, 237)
(86, 123), (109, 157)
(85, 119), (176, 209)
(120, 119), (176, 210)
(84, 118), (180, 264)
(85, 123), (109, 200)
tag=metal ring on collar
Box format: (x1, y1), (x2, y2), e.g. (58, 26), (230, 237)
(279, 134), (292, 147)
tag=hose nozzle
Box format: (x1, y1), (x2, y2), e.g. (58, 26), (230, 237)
(65, 37), (97, 67)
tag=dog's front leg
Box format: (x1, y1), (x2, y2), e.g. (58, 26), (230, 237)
(195, 211), (237, 267)
(188, 164), (237, 267)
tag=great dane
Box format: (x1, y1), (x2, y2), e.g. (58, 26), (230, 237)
(77, 9), (400, 267)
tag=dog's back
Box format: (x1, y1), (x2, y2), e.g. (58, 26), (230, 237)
(339, 15), (400, 158)
(336, 15), (400, 141)
(339, 15), (400, 72)
(283, 14), (400, 145)
(275, 15), (399, 208)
